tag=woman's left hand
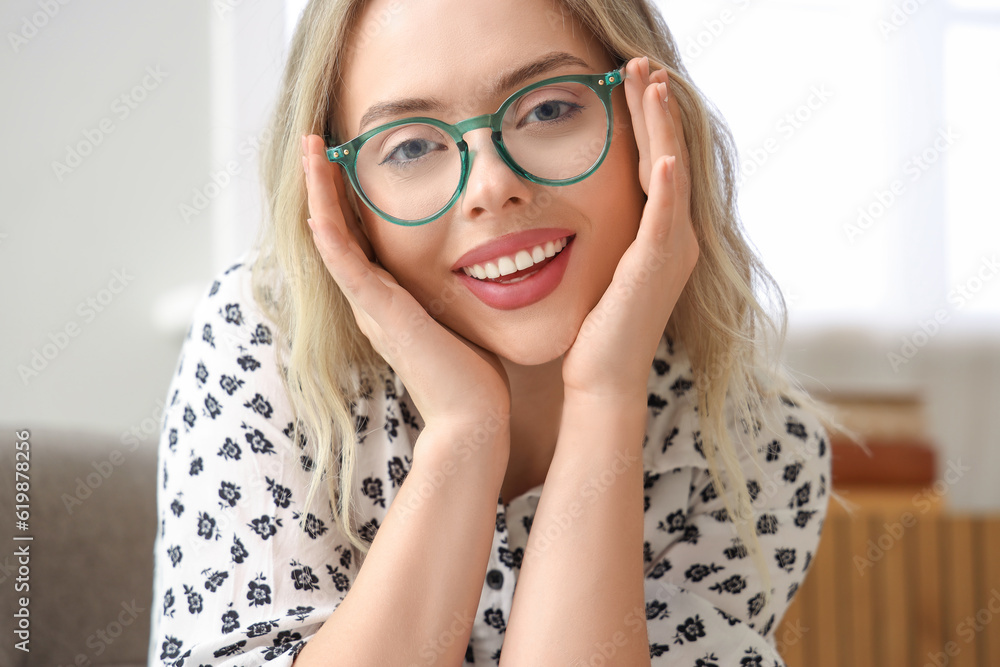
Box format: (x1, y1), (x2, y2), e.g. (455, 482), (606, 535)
(561, 56), (699, 404)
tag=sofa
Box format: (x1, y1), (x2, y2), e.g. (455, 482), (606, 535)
(0, 426), (158, 667)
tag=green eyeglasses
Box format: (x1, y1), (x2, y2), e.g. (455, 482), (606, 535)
(325, 68), (626, 226)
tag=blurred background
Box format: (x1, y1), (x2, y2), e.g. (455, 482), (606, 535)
(1, 0), (998, 665)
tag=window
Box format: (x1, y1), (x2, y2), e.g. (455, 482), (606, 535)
(655, 0), (1000, 332)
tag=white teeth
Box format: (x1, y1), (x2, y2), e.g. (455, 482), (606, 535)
(461, 236), (570, 281)
(514, 250), (533, 270)
(498, 256), (517, 276)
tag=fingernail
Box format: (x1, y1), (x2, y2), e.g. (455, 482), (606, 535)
(306, 217), (315, 231)
(302, 155), (309, 176)
(658, 82), (668, 105)
(301, 134), (308, 155)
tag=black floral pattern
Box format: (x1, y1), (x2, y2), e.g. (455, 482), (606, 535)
(149, 252), (831, 666)
(204, 569), (229, 592)
(219, 481), (241, 507)
(221, 608), (239, 633)
(290, 561), (320, 592)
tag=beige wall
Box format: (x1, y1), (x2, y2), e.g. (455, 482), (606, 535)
(0, 1), (213, 436)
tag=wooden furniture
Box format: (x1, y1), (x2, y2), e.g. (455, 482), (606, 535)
(774, 393), (1000, 666)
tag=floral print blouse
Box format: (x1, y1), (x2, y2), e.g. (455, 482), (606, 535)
(147, 250), (831, 666)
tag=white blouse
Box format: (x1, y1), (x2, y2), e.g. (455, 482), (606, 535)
(147, 249), (831, 666)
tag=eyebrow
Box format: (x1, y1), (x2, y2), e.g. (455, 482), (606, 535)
(355, 51), (592, 136)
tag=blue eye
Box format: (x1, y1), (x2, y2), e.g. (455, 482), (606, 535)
(380, 138), (446, 167)
(518, 100), (583, 129)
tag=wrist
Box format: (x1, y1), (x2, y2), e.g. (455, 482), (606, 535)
(560, 387), (648, 448)
(553, 389), (648, 474)
(418, 410), (511, 471)
(562, 384), (647, 414)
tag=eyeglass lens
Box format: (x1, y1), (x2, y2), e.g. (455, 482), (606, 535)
(354, 81), (609, 222)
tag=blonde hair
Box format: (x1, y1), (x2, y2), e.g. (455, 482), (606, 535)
(250, 0), (849, 634)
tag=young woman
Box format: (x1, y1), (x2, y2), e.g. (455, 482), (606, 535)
(148, 0), (837, 665)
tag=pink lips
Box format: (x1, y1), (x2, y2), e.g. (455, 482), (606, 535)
(451, 228), (575, 272)
(455, 234), (575, 311)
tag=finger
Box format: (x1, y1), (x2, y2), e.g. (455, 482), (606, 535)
(623, 56), (653, 192)
(307, 209), (381, 309)
(637, 155), (676, 247)
(649, 69), (691, 195)
(303, 135), (350, 237)
(304, 135), (365, 257)
(643, 79), (689, 206)
(640, 155), (695, 341)
(303, 136), (391, 311)
(327, 148), (377, 261)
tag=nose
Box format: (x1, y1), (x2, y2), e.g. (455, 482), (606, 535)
(455, 128), (534, 221)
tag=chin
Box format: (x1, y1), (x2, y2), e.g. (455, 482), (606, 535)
(475, 318), (584, 367)
(497, 338), (569, 367)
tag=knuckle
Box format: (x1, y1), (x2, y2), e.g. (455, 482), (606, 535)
(339, 274), (361, 296)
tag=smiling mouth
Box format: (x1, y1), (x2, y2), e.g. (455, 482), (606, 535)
(459, 236), (572, 282)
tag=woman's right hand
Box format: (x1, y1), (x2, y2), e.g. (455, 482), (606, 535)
(301, 134), (512, 439)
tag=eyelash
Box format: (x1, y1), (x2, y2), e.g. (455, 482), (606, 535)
(515, 99), (584, 130)
(378, 98), (585, 168)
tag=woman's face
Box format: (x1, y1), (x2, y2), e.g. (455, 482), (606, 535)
(335, 0), (645, 366)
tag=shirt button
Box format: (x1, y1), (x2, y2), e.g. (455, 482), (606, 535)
(486, 569), (504, 590)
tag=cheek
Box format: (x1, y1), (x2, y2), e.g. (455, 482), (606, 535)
(365, 221), (446, 300)
(598, 141), (645, 239)
(360, 209), (404, 266)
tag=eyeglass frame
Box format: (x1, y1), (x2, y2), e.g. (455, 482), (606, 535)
(324, 67), (627, 226)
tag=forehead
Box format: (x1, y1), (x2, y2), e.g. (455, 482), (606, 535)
(335, 0), (612, 138)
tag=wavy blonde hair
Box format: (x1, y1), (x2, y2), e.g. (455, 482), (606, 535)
(251, 0), (849, 633)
